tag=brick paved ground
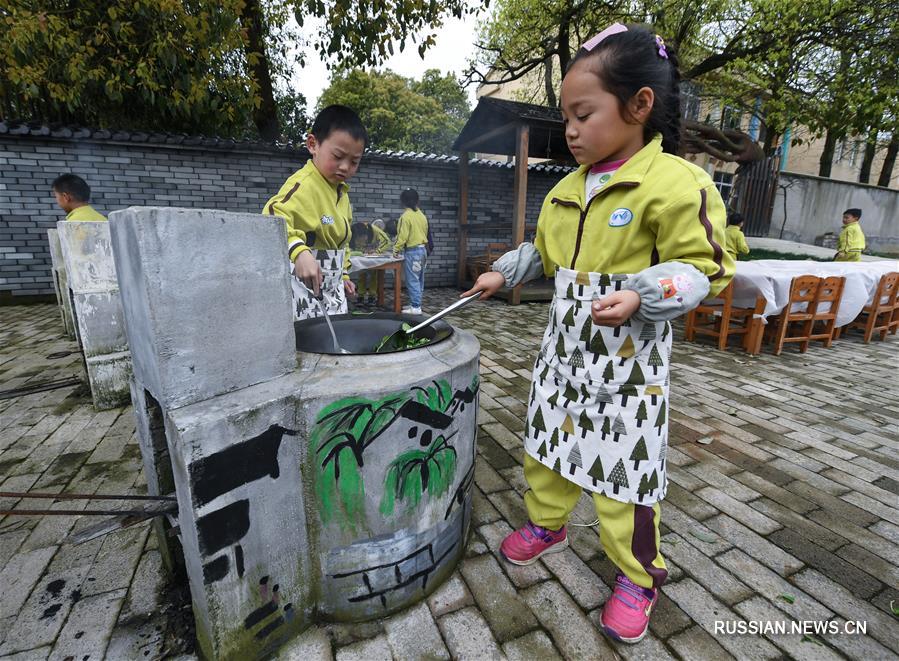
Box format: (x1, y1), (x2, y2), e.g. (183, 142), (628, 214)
(1, 291), (897, 660)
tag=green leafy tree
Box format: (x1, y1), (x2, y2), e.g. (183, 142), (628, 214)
(380, 433), (457, 515)
(630, 436), (648, 470)
(638, 323), (656, 347)
(538, 363), (550, 386)
(579, 383), (590, 403)
(578, 410), (593, 439)
(552, 456), (561, 473)
(536, 439), (548, 460)
(319, 67), (471, 153)
(637, 473), (650, 502)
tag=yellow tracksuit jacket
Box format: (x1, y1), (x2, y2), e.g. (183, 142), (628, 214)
(66, 205), (106, 221)
(371, 225), (391, 254)
(263, 160), (353, 277)
(534, 135), (734, 297)
(835, 222), (865, 262)
(393, 208), (428, 255)
(725, 225), (750, 260)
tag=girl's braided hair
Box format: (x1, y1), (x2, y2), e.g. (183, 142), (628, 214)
(569, 25), (682, 155)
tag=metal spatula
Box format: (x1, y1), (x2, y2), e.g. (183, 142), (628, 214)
(374, 291), (483, 352)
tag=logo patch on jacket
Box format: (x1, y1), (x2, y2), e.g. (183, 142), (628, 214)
(320, 215), (334, 225)
(609, 208), (634, 227)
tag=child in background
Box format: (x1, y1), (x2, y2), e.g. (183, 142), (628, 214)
(725, 212), (750, 260)
(834, 208), (865, 262)
(349, 221), (391, 304)
(52, 174), (106, 221)
(393, 188), (429, 315)
(464, 23), (733, 643)
(263, 105), (367, 319)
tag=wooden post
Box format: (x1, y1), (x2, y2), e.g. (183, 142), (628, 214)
(456, 151), (469, 288)
(510, 123), (529, 305)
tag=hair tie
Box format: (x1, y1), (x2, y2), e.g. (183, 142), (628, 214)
(655, 35), (669, 59)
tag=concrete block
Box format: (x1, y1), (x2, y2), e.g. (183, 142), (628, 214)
(108, 207), (295, 410)
(56, 220), (131, 409)
(46, 229), (76, 338)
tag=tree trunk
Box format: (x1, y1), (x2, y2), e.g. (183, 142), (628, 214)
(858, 126), (879, 184)
(543, 55), (557, 107)
(240, 0), (280, 141)
(557, 21), (571, 78)
(877, 132), (898, 187)
(762, 129), (779, 157)
(818, 129), (838, 177)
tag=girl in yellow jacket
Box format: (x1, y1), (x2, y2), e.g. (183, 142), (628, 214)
(465, 24), (734, 644)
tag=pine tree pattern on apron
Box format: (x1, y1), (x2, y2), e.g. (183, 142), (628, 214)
(292, 249), (348, 320)
(525, 267), (672, 505)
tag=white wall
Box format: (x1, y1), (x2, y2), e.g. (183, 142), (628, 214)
(770, 171), (899, 254)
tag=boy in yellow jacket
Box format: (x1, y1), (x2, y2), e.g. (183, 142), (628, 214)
(52, 174), (106, 221)
(834, 208), (865, 262)
(263, 105), (367, 319)
(725, 212), (750, 260)
(393, 188), (429, 315)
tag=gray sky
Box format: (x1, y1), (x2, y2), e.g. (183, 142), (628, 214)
(292, 12), (483, 110)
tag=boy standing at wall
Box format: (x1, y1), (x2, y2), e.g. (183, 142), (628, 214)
(725, 212), (750, 260)
(393, 188), (429, 315)
(52, 174), (106, 221)
(263, 105), (368, 319)
(834, 208), (865, 262)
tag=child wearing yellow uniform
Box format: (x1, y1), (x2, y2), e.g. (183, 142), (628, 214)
(725, 212), (750, 260)
(52, 174), (106, 221)
(349, 221), (391, 304)
(393, 189), (429, 315)
(263, 105), (368, 319)
(834, 208), (865, 262)
(466, 24), (733, 644)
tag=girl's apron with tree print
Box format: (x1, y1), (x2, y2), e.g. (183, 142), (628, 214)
(525, 267), (671, 505)
(292, 249), (348, 320)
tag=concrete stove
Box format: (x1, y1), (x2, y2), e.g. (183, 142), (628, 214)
(108, 207), (480, 660)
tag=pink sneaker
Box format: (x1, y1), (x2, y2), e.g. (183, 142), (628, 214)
(599, 574), (658, 643)
(499, 521), (568, 565)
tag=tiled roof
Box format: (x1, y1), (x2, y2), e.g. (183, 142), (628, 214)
(0, 119), (575, 173)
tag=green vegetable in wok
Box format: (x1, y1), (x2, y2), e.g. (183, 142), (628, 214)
(374, 323), (430, 352)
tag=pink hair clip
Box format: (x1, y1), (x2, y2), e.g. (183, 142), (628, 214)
(655, 35), (669, 59)
(581, 23), (627, 51)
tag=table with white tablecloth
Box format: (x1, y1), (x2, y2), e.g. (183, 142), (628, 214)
(348, 254), (405, 313)
(731, 260), (899, 327)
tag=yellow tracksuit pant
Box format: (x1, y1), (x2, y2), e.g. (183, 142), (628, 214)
(523, 454), (668, 589)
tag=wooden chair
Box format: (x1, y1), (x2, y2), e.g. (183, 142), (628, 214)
(806, 276), (845, 349)
(684, 282), (767, 353)
(835, 271), (899, 343)
(466, 242), (510, 282)
(766, 275), (820, 355)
